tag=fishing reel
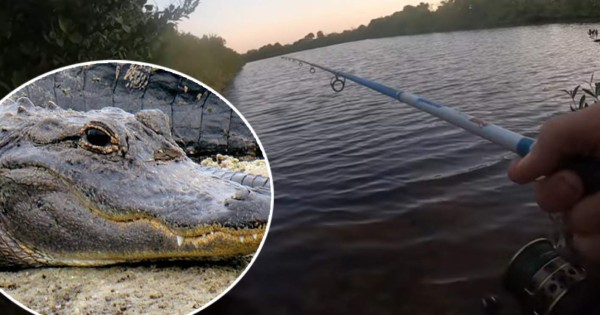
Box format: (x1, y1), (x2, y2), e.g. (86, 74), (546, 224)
(501, 238), (600, 315)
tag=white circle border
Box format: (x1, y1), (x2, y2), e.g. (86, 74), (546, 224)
(0, 59), (275, 315)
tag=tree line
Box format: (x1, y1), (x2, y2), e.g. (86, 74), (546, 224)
(245, 0), (600, 61)
(0, 0), (244, 97)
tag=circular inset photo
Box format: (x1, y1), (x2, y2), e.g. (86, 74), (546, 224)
(0, 61), (273, 315)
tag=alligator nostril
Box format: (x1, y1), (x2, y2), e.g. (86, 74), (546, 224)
(154, 146), (184, 161)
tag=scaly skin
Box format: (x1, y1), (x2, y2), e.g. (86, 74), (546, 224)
(0, 97), (271, 268)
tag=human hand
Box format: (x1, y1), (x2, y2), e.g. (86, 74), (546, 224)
(508, 103), (600, 262)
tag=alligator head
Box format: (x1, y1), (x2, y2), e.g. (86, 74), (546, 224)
(0, 98), (271, 267)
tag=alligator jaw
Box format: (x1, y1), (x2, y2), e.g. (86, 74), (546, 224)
(0, 162), (269, 267)
(41, 224), (267, 267)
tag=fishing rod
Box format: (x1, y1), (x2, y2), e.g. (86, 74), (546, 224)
(283, 56), (600, 192)
(282, 56), (600, 315)
(282, 56), (534, 158)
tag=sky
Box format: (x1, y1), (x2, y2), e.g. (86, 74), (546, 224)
(155, 0), (439, 53)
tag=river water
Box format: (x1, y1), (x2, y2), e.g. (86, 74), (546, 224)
(211, 24), (599, 314)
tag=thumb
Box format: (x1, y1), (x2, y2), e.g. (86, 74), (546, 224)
(508, 139), (562, 184)
(508, 105), (600, 183)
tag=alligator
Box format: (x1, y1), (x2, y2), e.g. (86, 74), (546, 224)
(0, 97), (271, 268)
(21, 63), (259, 158)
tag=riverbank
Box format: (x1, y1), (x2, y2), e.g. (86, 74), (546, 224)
(245, 0), (600, 62)
(247, 19), (600, 62)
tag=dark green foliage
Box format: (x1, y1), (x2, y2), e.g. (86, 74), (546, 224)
(564, 73), (600, 111)
(153, 31), (244, 92)
(245, 0), (600, 61)
(0, 0), (199, 96)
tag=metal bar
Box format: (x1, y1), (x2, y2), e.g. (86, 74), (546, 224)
(282, 56), (535, 157)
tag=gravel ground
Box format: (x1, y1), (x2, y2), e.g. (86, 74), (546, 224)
(200, 155), (269, 177)
(0, 259), (250, 315)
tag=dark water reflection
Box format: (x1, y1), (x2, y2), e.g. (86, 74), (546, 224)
(209, 24), (599, 314)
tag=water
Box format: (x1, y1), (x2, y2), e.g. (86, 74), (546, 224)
(212, 24), (599, 314)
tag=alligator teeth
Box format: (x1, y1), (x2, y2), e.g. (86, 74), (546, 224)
(176, 236), (184, 247)
(252, 234), (258, 240)
(239, 236), (245, 243)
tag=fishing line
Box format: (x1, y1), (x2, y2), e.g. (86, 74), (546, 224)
(282, 56), (535, 157)
(283, 56), (600, 190)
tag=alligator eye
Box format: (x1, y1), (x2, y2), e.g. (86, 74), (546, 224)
(80, 123), (120, 154)
(85, 128), (111, 147)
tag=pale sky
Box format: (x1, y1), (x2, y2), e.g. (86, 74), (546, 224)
(155, 0), (439, 53)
